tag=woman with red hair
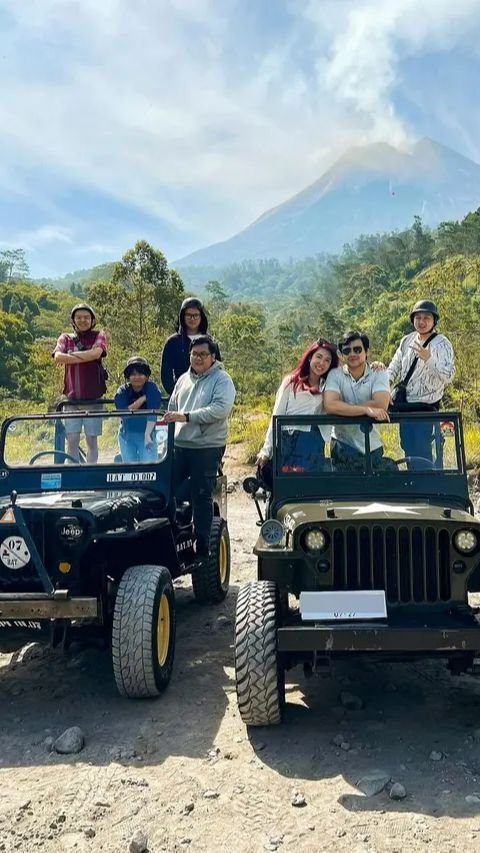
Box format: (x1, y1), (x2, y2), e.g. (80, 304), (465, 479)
(257, 338), (338, 473)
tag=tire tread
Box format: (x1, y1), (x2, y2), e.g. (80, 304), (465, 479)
(235, 580), (283, 726)
(112, 564), (174, 698)
(192, 518), (230, 604)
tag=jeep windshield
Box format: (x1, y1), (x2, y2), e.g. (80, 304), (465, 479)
(1, 411), (169, 467)
(270, 413), (470, 510)
(273, 412), (463, 477)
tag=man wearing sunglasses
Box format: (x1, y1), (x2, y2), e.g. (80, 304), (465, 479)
(164, 335), (236, 562)
(323, 331), (390, 468)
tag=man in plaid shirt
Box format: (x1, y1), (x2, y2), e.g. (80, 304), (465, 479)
(53, 303), (108, 463)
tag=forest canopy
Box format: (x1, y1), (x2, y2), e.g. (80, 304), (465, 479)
(1, 210), (480, 423)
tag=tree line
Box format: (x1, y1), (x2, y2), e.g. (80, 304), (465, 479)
(1, 208), (480, 420)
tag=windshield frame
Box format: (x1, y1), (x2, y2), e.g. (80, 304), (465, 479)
(272, 411), (469, 509)
(0, 411), (174, 498)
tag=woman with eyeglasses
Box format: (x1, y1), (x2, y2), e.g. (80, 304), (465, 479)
(161, 297), (222, 395)
(256, 339), (339, 479)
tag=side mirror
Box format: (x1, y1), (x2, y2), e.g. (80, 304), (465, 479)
(243, 476), (259, 495)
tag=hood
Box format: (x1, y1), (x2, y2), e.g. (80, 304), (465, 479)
(175, 297), (209, 334)
(0, 490), (162, 515)
(275, 500), (476, 528)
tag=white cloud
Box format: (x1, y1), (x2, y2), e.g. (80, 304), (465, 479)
(0, 225), (74, 251)
(0, 0), (480, 267)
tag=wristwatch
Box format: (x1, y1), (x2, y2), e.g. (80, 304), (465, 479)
(184, 412), (190, 422)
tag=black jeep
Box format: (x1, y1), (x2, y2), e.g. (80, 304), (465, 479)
(0, 403), (230, 698)
(235, 411), (480, 725)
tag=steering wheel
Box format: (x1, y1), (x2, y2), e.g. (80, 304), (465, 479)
(394, 456), (433, 470)
(29, 450), (80, 465)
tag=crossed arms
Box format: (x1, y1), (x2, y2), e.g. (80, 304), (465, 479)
(323, 390), (391, 422)
(54, 347), (104, 364)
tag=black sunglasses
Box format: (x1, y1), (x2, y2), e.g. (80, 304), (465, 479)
(342, 345), (363, 355)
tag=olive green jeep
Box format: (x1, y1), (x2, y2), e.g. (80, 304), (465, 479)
(235, 411), (480, 725)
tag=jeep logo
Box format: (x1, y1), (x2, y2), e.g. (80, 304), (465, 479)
(59, 525), (83, 540)
(56, 517), (84, 543)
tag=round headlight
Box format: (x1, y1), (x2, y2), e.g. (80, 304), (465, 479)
(260, 519), (285, 546)
(454, 529), (478, 554)
(304, 528), (327, 552)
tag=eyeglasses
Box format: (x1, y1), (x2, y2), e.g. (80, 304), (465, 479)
(190, 350), (212, 360)
(342, 345), (364, 355)
(185, 313), (201, 319)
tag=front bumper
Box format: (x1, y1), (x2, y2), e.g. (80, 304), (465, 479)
(0, 594), (99, 621)
(278, 623), (480, 653)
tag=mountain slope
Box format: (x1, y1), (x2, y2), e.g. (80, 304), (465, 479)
(177, 138), (480, 267)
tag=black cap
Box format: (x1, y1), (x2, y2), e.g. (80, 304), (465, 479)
(410, 300), (439, 324)
(124, 356), (151, 380)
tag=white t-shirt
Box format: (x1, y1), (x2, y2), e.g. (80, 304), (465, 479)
(260, 375), (329, 459)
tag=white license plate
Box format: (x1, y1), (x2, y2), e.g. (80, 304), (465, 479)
(106, 472), (156, 483)
(299, 590), (387, 621)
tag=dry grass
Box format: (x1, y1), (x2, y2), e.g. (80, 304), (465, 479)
(229, 409), (269, 464)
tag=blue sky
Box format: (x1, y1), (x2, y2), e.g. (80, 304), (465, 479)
(1, 0), (480, 278)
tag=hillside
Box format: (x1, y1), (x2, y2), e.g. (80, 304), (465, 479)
(38, 262), (115, 291)
(176, 138), (480, 268)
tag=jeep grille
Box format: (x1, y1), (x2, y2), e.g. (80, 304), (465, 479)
(331, 525), (451, 604)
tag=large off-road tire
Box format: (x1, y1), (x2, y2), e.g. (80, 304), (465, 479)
(235, 580), (285, 726)
(192, 517), (230, 604)
(112, 564), (175, 698)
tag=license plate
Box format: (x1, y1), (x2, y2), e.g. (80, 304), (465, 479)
(106, 472), (156, 483)
(299, 590), (387, 621)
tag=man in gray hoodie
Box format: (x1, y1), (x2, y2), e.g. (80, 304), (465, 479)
(164, 335), (236, 559)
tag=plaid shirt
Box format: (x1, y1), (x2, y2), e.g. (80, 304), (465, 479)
(53, 330), (107, 400)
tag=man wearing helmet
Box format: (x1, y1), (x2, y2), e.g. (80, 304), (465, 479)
(385, 299), (455, 465)
(53, 303), (108, 463)
(114, 357), (162, 463)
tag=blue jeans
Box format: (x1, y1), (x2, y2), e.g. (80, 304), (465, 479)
(399, 422), (434, 469)
(119, 430), (157, 463)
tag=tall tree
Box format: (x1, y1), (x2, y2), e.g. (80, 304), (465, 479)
(0, 248), (30, 282)
(411, 216), (434, 270)
(205, 280), (229, 314)
(112, 240), (184, 340)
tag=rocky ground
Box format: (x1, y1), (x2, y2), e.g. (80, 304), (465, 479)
(1, 454), (480, 852)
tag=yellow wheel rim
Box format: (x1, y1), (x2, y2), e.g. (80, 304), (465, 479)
(157, 593), (170, 667)
(219, 532), (228, 585)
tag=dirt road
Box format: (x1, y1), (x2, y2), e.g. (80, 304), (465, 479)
(1, 460), (480, 852)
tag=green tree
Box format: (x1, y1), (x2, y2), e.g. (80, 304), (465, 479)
(411, 215), (434, 270)
(0, 248), (30, 282)
(205, 280), (229, 313)
(0, 310), (33, 391)
(217, 313), (266, 401)
(112, 240), (184, 340)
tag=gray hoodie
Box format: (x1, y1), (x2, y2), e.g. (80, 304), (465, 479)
(168, 361), (236, 448)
